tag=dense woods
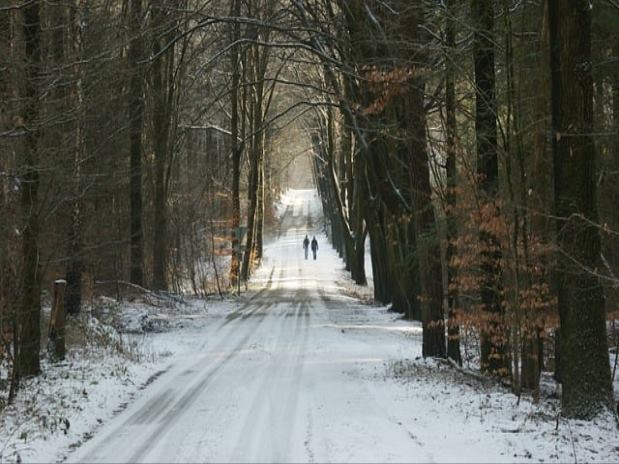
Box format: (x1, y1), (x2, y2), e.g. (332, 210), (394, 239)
(1, 0), (618, 421)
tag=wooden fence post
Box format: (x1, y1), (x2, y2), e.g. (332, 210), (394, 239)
(48, 279), (66, 361)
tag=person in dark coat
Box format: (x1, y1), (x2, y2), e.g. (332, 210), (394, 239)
(303, 235), (310, 259)
(311, 236), (318, 260)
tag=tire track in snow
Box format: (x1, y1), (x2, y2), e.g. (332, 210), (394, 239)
(124, 264), (290, 462)
(121, 266), (278, 430)
(279, 294), (311, 460)
(221, 265), (276, 324)
(230, 307), (292, 461)
(228, 284), (311, 462)
(269, 293), (311, 462)
(125, 300), (275, 462)
(127, 388), (175, 425)
(72, 265), (280, 463)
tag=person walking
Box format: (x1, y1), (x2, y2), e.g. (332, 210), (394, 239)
(303, 235), (310, 259)
(311, 236), (318, 260)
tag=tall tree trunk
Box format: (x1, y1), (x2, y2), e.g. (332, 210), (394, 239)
(128, 0), (145, 286)
(445, 0), (461, 365)
(229, 0), (242, 289)
(548, 0), (614, 419)
(343, 116), (354, 231)
(241, 11), (271, 281)
(600, 42), (619, 326)
(406, 3), (446, 358)
(612, 44), (619, 289)
(65, 0), (85, 315)
(410, 91), (446, 357)
(152, 1), (174, 291)
(241, 79), (262, 282)
(0, 16), (8, 357)
(255, 150), (265, 262)
(367, 202), (391, 303)
(522, 0), (550, 393)
(471, 0), (507, 375)
(350, 154), (367, 286)
(386, 218), (420, 320)
(18, 0), (43, 378)
(1, 4), (17, 395)
(322, 107), (357, 272)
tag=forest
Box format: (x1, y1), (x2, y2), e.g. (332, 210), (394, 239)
(1, 0), (619, 461)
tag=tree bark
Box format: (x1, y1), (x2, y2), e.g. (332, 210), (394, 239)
(65, 0), (85, 315)
(1, 4), (18, 394)
(350, 154), (367, 286)
(241, 68), (263, 281)
(367, 203), (391, 303)
(241, 8), (271, 280)
(548, 0), (614, 419)
(255, 150), (265, 261)
(228, 0), (242, 289)
(471, 0), (507, 375)
(406, 3), (445, 358)
(152, 0), (174, 291)
(444, 0), (461, 365)
(612, 44), (619, 291)
(128, 0), (145, 286)
(18, 0), (43, 378)
(522, 0), (550, 393)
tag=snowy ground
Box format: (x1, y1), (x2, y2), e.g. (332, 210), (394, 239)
(1, 188), (618, 463)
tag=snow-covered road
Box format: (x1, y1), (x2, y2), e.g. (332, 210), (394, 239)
(65, 189), (618, 464)
(68, 189), (428, 463)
